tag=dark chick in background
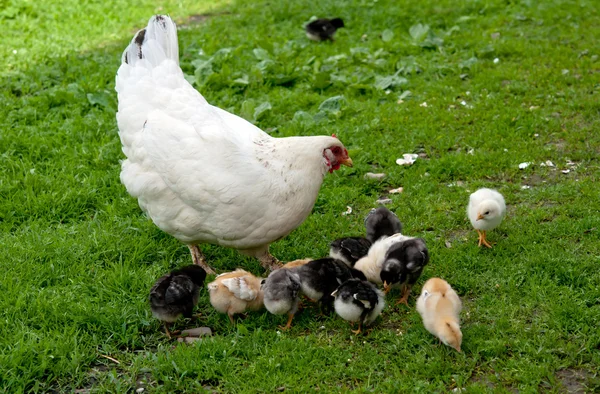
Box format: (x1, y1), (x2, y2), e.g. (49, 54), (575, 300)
(381, 238), (429, 306)
(149, 265), (207, 338)
(364, 206), (403, 243)
(329, 207), (402, 267)
(305, 18), (345, 41)
(332, 278), (385, 335)
(262, 268), (302, 330)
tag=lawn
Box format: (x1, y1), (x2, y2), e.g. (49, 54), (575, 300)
(1, 0), (599, 392)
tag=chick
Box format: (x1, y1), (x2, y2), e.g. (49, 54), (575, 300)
(305, 18), (345, 41)
(329, 207), (402, 266)
(329, 237), (372, 267)
(380, 238), (430, 306)
(282, 259), (312, 269)
(468, 188), (506, 248)
(416, 278), (462, 352)
(262, 269), (302, 330)
(332, 278), (385, 335)
(353, 233), (410, 284)
(293, 258), (366, 313)
(207, 269), (264, 324)
(364, 206), (403, 243)
(149, 265), (207, 338)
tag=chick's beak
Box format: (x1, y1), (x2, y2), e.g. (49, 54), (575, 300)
(476, 213), (484, 221)
(340, 157), (353, 167)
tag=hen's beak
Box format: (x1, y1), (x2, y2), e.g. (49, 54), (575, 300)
(476, 213), (484, 221)
(340, 157), (353, 167)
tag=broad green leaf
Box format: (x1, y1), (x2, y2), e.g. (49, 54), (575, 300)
(318, 95), (345, 115)
(382, 29), (394, 42)
(253, 48), (271, 61)
(409, 23), (429, 41)
(253, 101), (272, 121)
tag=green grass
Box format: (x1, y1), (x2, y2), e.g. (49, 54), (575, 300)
(1, 0), (599, 392)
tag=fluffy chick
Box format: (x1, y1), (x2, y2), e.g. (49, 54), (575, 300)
(149, 265), (207, 338)
(332, 278), (385, 335)
(329, 207), (402, 266)
(416, 278), (463, 352)
(305, 18), (345, 41)
(353, 233), (409, 284)
(262, 269), (302, 330)
(380, 238), (430, 306)
(364, 206), (403, 243)
(329, 237), (372, 267)
(207, 269), (264, 324)
(468, 188), (506, 248)
(293, 258), (366, 313)
(282, 259), (312, 269)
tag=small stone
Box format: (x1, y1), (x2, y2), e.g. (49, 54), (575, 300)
(493, 58), (500, 64)
(445, 241), (452, 248)
(389, 187), (403, 194)
(518, 162), (531, 169)
(419, 102), (428, 107)
(181, 327), (212, 337)
(364, 172), (386, 180)
(136, 388), (145, 393)
(491, 32), (500, 40)
(376, 198), (393, 205)
(561, 169), (570, 174)
(521, 185), (531, 190)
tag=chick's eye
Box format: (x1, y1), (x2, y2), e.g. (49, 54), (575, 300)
(484, 211), (490, 215)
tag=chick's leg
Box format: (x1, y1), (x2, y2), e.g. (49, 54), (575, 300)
(351, 322), (362, 335)
(227, 311), (235, 325)
(395, 284), (411, 306)
(279, 313), (295, 330)
(188, 244), (215, 274)
(480, 230), (494, 248)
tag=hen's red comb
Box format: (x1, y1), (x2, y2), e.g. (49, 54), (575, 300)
(332, 133), (337, 138)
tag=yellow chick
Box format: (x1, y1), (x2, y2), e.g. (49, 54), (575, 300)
(207, 269), (264, 324)
(416, 278), (463, 352)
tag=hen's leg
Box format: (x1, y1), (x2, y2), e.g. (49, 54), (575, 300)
(258, 252), (283, 272)
(188, 245), (215, 274)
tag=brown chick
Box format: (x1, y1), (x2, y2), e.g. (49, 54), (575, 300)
(416, 278), (463, 352)
(207, 269), (264, 324)
(282, 259), (312, 269)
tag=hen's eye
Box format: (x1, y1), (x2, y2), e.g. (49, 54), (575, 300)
(332, 146), (341, 154)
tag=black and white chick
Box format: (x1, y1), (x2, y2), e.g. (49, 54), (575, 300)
(329, 237), (372, 267)
(329, 207), (402, 267)
(293, 258), (366, 313)
(262, 268), (302, 330)
(364, 206), (403, 243)
(332, 279), (385, 335)
(305, 18), (345, 41)
(149, 265), (207, 338)
(380, 238), (429, 306)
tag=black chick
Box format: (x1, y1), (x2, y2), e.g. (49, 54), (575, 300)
(149, 265), (207, 338)
(332, 278), (385, 335)
(329, 237), (372, 267)
(293, 258), (366, 313)
(305, 18), (345, 41)
(329, 207), (402, 266)
(364, 206), (403, 243)
(380, 238), (429, 306)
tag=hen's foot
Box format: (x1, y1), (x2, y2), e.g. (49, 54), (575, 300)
(188, 245), (216, 274)
(258, 253), (283, 272)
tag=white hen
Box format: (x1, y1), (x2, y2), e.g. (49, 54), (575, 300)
(115, 16), (352, 273)
(467, 188), (506, 248)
